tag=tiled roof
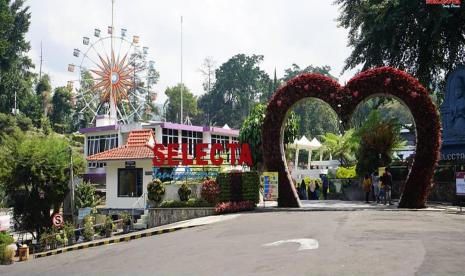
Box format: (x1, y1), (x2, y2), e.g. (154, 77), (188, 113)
(127, 129), (153, 146)
(87, 129), (155, 161)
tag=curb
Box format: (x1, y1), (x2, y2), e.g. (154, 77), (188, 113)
(34, 225), (197, 259)
(253, 205), (452, 213)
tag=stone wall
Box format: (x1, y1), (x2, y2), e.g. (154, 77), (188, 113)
(147, 208), (215, 228)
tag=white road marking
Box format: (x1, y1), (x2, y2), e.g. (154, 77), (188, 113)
(263, 239), (319, 251)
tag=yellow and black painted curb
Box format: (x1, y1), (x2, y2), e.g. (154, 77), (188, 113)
(34, 225), (197, 259)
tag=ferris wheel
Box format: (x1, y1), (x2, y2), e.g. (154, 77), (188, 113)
(67, 25), (159, 126)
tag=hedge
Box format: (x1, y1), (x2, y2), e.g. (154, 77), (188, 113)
(217, 171), (260, 203)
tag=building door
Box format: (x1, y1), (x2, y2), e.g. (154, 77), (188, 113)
(117, 168), (143, 197)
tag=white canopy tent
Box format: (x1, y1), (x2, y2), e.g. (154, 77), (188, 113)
(291, 136), (326, 170)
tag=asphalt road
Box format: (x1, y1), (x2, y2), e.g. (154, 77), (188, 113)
(2, 211), (465, 276)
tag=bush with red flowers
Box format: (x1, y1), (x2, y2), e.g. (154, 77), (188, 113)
(262, 67), (440, 209)
(214, 201), (256, 215)
(200, 178), (220, 205)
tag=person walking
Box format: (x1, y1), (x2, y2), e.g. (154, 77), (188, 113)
(363, 174), (372, 203)
(315, 181), (320, 200)
(371, 171), (380, 203)
(299, 179), (308, 200)
(321, 174), (329, 200)
(383, 167), (393, 205)
(308, 178), (316, 200)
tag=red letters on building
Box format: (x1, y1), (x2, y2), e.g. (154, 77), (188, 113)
(152, 143), (253, 167)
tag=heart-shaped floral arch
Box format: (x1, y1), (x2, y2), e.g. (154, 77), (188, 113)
(262, 67), (441, 208)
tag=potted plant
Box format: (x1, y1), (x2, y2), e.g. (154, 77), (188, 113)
(101, 216), (115, 238)
(119, 211), (132, 233)
(82, 215), (95, 241)
(178, 183), (191, 202)
(63, 222), (76, 246)
(147, 179), (165, 207)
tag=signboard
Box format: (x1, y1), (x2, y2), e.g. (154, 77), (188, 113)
(125, 161), (136, 168)
(78, 207), (92, 220)
(262, 172), (278, 201)
(52, 213), (64, 227)
(456, 172), (465, 196)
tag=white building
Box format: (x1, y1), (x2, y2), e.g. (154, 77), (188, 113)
(82, 116), (240, 209)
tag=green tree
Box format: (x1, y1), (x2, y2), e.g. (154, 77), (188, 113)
(355, 110), (406, 177)
(0, 132), (84, 237)
(0, 0), (36, 116)
(336, 0), (465, 98)
(198, 54), (272, 128)
(164, 84), (198, 123)
(50, 86), (73, 133)
(35, 74), (52, 117)
(283, 64), (341, 138)
(239, 104), (300, 170)
(75, 182), (101, 210)
(321, 129), (358, 167)
(72, 70), (94, 130)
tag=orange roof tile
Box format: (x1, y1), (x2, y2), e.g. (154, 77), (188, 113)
(87, 129), (155, 161)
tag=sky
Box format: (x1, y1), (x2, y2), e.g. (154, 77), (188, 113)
(25, 0), (359, 104)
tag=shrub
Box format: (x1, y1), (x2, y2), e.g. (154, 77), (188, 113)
(75, 181), (101, 210)
(38, 227), (65, 250)
(177, 183), (191, 202)
(201, 179), (220, 205)
(0, 246), (14, 265)
(0, 232), (14, 265)
(119, 211), (132, 226)
(100, 216), (115, 237)
(336, 166), (356, 179)
(82, 215), (95, 241)
(147, 179), (165, 206)
(63, 222), (75, 239)
(217, 172), (260, 203)
(0, 232), (13, 245)
(160, 198), (212, 208)
(215, 201), (256, 215)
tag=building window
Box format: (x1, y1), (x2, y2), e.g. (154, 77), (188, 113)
(162, 128), (179, 146)
(182, 130), (203, 156)
(87, 134), (118, 156)
(117, 168), (143, 197)
(211, 134), (229, 160)
(87, 162), (106, 168)
(231, 136), (241, 161)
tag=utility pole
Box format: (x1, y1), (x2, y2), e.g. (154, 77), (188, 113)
(180, 15), (183, 124)
(63, 146), (75, 221)
(39, 41), (43, 79)
(69, 146), (75, 221)
(13, 88), (17, 116)
(109, 0), (117, 123)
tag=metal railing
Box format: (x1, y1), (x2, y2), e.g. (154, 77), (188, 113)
(131, 192), (147, 218)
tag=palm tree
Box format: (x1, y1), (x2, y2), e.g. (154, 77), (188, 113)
(321, 129), (359, 167)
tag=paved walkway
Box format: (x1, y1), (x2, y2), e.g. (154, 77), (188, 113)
(257, 200), (462, 212)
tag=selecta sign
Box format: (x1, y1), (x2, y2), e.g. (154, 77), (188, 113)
(152, 143), (253, 166)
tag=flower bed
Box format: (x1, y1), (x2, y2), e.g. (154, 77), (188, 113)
(215, 201), (256, 214)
